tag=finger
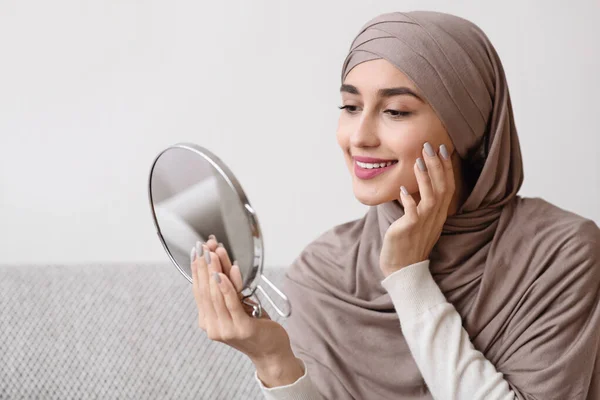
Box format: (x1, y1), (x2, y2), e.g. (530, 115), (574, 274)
(191, 246), (201, 304)
(414, 158), (435, 215)
(206, 234), (219, 252)
(400, 186), (418, 221)
(210, 271), (233, 327)
(230, 262), (244, 293)
(206, 249), (223, 274)
(422, 142), (446, 196)
(217, 272), (251, 325)
(198, 244), (217, 324)
(215, 244), (233, 277)
(438, 143), (456, 207)
(191, 246), (206, 329)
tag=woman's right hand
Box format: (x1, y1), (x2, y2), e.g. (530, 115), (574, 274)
(191, 237), (304, 387)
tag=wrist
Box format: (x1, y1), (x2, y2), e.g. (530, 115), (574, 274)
(252, 350), (305, 388)
(381, 258), (429, 278)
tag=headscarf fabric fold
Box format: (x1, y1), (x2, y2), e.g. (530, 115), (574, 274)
(283, 11), (600, 400)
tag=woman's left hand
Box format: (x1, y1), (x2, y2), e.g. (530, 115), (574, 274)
(379, 142), (455, 278)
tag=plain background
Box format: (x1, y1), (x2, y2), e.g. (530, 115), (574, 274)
(1, 0), (599, 268)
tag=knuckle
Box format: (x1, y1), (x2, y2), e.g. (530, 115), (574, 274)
(236, 326), (253, 341)
(420, 200), (435, 212)
(448, 181), (456, 193)
(430, 159), (443, 170)
(405, 215), (419, 227)
(200, 287), (210, 300)
(220, 282), (230, 294)
(389, 224), (405, 237)
(221, 329), (236, 342)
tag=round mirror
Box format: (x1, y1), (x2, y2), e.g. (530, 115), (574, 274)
(147, 143), (291, 318)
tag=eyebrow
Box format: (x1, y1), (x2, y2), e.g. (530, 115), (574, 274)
(340, 84), (424, 102)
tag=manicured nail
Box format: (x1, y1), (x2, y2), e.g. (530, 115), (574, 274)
(196, 241), (203, 258)
(208, 234), (216, 241)
(212, 272), (221, 284)
(440, 144), (449, 160)
(417, 158), (427, 171)
(401, 186), (408, 196)
(217, 242), (224, 248)
(204, 249), (211, 265)
(190, 246), (196, 263)
(424, 142), (435, 157)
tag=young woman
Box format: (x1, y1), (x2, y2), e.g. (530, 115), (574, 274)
(189, 11), (600, 400)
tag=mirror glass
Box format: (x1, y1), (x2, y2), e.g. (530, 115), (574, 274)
(148, 144), (260, 292)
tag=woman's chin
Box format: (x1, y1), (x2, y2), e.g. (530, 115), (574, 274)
(352, 188), (395, 206)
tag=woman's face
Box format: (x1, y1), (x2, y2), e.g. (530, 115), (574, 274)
(337, 59), (456, 206)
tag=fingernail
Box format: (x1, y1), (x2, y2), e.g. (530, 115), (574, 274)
(217, 242), (224, 248)
(196, 241), (203, 257)
(205, 249), (211, 265)
(209, 234), (216, 241)
(233, 260), (238, 266)
(401, 186), (408, 196)
(424, 142), (435, 157)
(417, 158), (427, 171)
(212, 272), (221, 284)
(440, 144), (449, 160)
(190, 246), (196, 263)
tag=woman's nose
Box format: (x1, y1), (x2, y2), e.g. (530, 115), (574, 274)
(350, 116), (379, 148)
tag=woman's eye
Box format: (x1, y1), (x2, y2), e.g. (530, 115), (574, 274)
(338, 105), (359, 113)
(384, 109), (411, 118)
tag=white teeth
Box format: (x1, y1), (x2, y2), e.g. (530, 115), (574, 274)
(356, 161), (396, 169)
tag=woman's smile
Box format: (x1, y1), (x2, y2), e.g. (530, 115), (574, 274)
(353, 157), (399, 180)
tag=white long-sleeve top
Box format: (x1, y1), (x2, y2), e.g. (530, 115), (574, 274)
(255, 260), (517, 400)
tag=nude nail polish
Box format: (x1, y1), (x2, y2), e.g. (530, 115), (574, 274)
(213, 272), (221, 284)
(440, 144), (450, 160)
(205, 249), (211, 265)
(417, 158), (427, 171)
(190, 246), (196, 263)
(424, 142), (435, 157)
(196, 241), (203, 257)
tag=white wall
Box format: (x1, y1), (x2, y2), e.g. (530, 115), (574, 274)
(1, 0), (598, 267)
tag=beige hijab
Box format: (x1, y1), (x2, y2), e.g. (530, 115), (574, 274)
(283, 11), (600, 400)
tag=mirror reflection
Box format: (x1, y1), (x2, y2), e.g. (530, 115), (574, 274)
(150, 146), (255, 288)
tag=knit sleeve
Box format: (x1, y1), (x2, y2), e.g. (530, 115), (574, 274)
(381, 260), (516, 399)
(255, 358), (325, 400)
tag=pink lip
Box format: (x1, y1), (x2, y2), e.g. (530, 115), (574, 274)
(354, 160), (397, 180)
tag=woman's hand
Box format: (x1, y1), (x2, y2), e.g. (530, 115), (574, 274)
(191, 236), (304, 387)
(379, 142), (455, 278)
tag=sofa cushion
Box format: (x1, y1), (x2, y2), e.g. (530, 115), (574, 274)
(0, 263), (288, 400)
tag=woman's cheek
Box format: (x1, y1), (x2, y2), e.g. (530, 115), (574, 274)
(386, 130), (423, 161)
(335, 115), (352, 146)
(383, 129), (423, 194)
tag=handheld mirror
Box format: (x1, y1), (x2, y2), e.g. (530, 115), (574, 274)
(147, 142), (291, 318)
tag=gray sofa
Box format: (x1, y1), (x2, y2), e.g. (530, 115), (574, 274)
(0, 263), (288, 399)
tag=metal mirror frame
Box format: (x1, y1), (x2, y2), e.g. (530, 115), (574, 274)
(147, 142), (291, 318)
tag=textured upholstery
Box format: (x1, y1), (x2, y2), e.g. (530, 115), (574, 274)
(0, 263), (288, 400)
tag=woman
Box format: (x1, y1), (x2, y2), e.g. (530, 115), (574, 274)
(189, 11), (600, 400)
